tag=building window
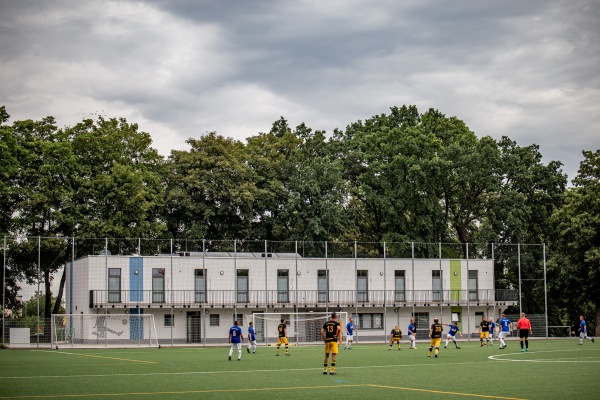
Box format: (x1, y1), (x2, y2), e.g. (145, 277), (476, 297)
(108, 268), (121, 303)
(469, 270), (478, 301)
(277, 270), (289, 303)
(357, 270), (368, 302)
(237, 270), (249, 303)
(152, 268), (165, 303)
(355, 313), (383, 329)
(432, 270), (441, 302)
(413, 312), (429, 336)
(233, 314), (244, 326)
(194, 269), (206, 303)
(394, 270), (405, 302)
(317, 270), (328, 302)
(210, 314), (220, 326)
(164, 314), (174, 327)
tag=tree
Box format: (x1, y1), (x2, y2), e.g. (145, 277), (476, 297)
(276, 124), (349, 242)
(67, 116), (167, 243)
(8, 114), (75, 318)
(549, 149), (600, 335)
(165, 132), (258, 241)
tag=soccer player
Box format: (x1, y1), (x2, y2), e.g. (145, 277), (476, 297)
(408, 317), (418, 349)
(498, 313), (512, 349)
(444, 322), (462, 349)
(517, 312), (532, 352)
(479, 315), (490, 347)
(321, 312), (341, 375)
(489, 317), (496, 346)
(428, 317), (443, 358)
(228, 320), (244, 361)
(388, 326), (403, 350)
(276, 318), (290, 356)
(247, 321), (257, 353)
(578, 316), (595, 345)
(344, 317), (356, 349)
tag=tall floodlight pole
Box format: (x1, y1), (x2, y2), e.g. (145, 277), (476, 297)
(411, 242), (415, 320)
(518, 244), (522, 315)
(170, 238), (174, 347)
(543, 243), (548, 338)
(2, 236), (6, 348)
(383, 241), (387, 339)
(325, 241), (328, 314)
(439, 242), (443, 322)
(37, 236), (41, 347)
(466, 242), (470, 341)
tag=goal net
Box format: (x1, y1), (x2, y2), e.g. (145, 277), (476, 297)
(51, 314), (159, 349)
(251, 312), (347, 345)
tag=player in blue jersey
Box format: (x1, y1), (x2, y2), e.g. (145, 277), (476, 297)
(498, 313), (512, 349)
(344, 317), (356, 349)
(228, 320), (244, 361)
(408, 317), (418, 349)
(444, 322), (462, 349)
(489, 318), (496, 346)
(579, 316), (595, 345)
(247, 321), (257, 353)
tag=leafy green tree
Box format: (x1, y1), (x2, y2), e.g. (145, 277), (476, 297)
(478, 138), (566, 313)
(67, 116), (167, 242)
(549, 149), (600, 335)
(165, 132), (257, 241)
(245, 118), (303, 240)
(276, 124), (348, 241)
(0, 106), (19, 236)
(8, 114), (75, 318)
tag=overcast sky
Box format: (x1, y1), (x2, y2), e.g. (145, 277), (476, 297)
(1, 0), (598, 181)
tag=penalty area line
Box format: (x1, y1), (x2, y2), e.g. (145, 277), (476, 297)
(0, 384), (366, 399)
(369, 384), (527, 400)
(42, 350), (157, 364)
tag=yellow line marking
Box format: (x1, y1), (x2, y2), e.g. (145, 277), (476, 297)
(0, 384), (366, 399)
(52, 351), (156, 364)
(369, 384), (528, 400)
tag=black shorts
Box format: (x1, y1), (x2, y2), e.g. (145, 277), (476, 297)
(519, 329), (529, 338)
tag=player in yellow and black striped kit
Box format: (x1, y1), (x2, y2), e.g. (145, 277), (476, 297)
(321, 312), (341, 375)
(388, 326), (403, 350)
(428, 318), (443, 358)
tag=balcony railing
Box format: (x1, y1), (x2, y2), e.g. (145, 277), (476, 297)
(90, 289), (518, 309)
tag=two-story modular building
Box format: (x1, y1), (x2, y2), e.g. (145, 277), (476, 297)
(67, 250), (518, 345)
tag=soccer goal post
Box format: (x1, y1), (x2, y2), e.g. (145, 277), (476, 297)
(251, 312), (347, 346)
(51, 314), (159, 349)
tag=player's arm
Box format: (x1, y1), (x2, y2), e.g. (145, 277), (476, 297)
(321, 328), (326, 342)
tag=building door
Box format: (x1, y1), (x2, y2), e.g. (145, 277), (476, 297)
(186, 311), (202, 343)
(317, 270), (328, 302)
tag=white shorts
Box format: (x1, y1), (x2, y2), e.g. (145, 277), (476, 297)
(446, 334), (456, 340)
(347, 335), (354, 341)
(498, 331), (509, 339)
(230, 342), (241, 350)
(408, 334), (416, 341)
(580, 332), (589, 338)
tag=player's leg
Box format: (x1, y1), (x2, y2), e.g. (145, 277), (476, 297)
(445, 335), (450, 348)
(228, 343), (234, 360)
(330, 352), (337, 374)
(237, 343), (242, 360)
(284, 338), (289, 355)
(323, 350), (330, 374)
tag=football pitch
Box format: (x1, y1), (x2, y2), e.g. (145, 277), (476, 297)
(0, 339), (598, 399)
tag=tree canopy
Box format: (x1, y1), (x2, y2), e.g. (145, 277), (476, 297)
(1, 104), (594, 333)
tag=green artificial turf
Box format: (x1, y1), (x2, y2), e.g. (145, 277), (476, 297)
(0, 339), (598, 399)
